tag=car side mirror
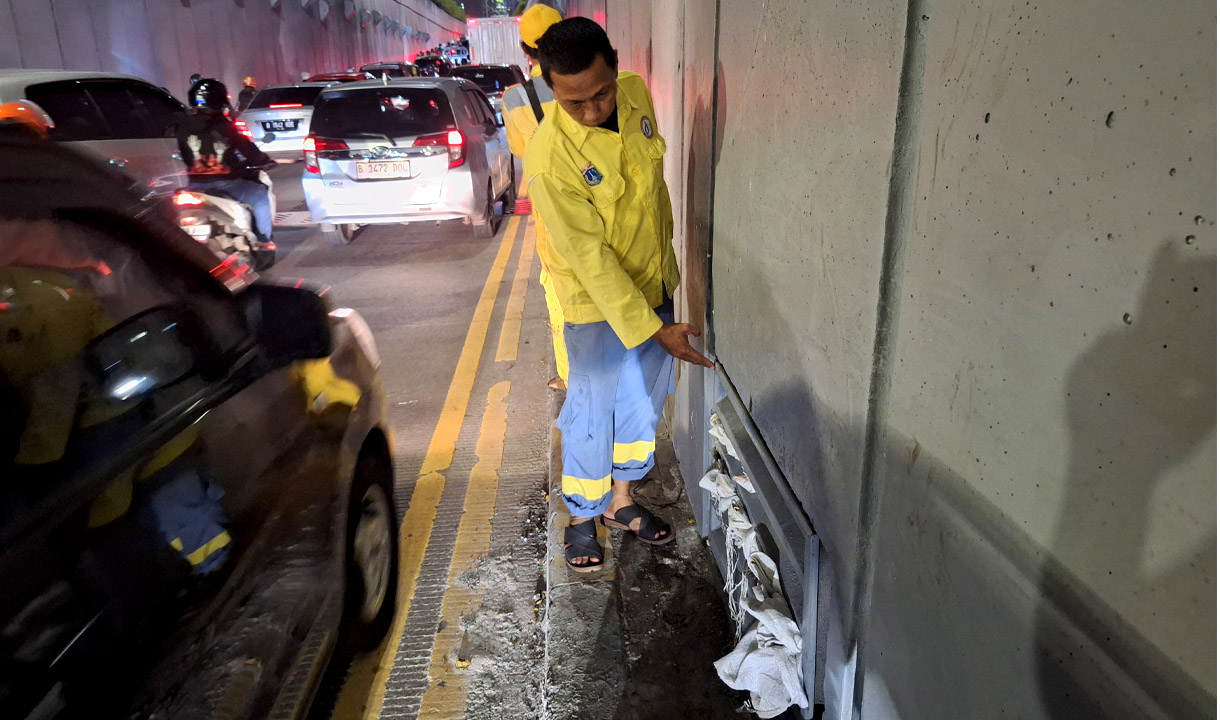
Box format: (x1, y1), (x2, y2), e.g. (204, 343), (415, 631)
(86, 305), (200, 401)
(240, 281), (332, 370)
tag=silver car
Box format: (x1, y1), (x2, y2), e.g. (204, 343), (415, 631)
(302, 77), (515, 244)
(0, 70), (187, 195)
(237, 82), (333, 161)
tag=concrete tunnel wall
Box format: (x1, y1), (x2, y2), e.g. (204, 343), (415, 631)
(566, 0), (1216, 717)
(0, 0), (464, 104)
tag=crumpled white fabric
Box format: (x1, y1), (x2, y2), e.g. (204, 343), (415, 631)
(700, 468), (809, 717)
(714, 592), (807, 718)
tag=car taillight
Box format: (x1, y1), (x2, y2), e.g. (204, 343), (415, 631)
(269, 103), (303, 108)
(413, 130), (466, 168)
(234, 119), (252, 139)
(174, 191), (205, 206)
(304, 136), (348, 174)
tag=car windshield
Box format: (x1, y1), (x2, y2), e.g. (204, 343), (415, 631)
(450, 67), (518, 95)
(363, 65), (407, 77)
(247, 86), (324, 109)
(310, 88), (454, 139)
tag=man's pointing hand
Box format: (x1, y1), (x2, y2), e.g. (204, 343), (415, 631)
(651, 322), (714, 369)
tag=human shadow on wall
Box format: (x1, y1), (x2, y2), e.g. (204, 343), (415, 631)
(1037, 241), (1216, 718)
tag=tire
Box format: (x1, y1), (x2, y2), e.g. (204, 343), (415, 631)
(342, 452), (399, 650)
(502, 159), (518, 209)
(473, 182), (497, 239)
(324, 223), (359, 246)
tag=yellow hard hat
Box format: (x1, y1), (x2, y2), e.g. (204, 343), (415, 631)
(0, 100), (54, 139)
(520, 4), (562, 48)
(242, 75), (255, 87)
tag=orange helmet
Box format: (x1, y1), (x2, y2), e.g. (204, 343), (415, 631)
(0, 100), (54, 139)
(242, 75), (256, 87)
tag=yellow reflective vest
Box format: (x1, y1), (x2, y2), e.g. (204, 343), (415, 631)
(503, 64), (557, 159)
(525, 71), (678, 350)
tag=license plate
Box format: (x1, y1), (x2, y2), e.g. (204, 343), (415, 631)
(356, 161), (412, 180)
(262, 119), (298, 132)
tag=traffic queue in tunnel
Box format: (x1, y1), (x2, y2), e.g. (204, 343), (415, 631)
(0, 0), (1215, 719)
(0, 4), (711, 717)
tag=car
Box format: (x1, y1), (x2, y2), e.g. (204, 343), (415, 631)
(413, 55), (453, 77)
(360, 62), (420, 78)
(301, 77), (515, 243)
(305, 71), (376, 84)
(0, 70), (188, 195)
(0, 137), (399, 719)
(237, 82), (334, 160)
(442, 45), (471, 66)
(448, 64), (527, 120)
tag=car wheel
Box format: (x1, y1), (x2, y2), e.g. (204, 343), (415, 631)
(324, 223), (359, 246)
(502, 160), (518, 210)
(343, 453), (399, 650)
(473, 182), (497, 239)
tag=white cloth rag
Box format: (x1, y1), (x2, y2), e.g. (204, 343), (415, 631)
(714, 592), (808, 718)
(701, 469), (809, 717)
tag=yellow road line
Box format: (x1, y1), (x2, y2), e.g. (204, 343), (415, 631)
(333, 216), (521, 720)
(494, 218), (536, 362)
(418, 380), (511, 718)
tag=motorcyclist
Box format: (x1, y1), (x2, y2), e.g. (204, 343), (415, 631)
(175, 78), (275, 251)
(237, 75), (258, 112)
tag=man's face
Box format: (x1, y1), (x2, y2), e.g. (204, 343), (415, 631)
(549, 54), (618, 128)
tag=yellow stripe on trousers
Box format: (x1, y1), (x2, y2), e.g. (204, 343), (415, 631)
(561, 473), (612, 503)
(333, 216), (521, 720)
(419, 380), (511, 717)
(612, 439), (655, 465)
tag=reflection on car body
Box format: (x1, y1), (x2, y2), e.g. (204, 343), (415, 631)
(0, 138), (400, 719)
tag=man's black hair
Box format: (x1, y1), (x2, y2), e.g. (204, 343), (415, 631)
(536, 17), (617, 86)
(521, 41), (539, 61)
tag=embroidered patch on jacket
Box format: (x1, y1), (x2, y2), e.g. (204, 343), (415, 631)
(640, 115), (654, 138)
(581, 163), (604, 187)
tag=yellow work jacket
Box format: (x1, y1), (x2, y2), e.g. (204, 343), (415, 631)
(525, 71), (679, 350)
(503, 64), (557, 159)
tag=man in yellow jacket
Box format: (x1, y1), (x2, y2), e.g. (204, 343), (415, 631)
(526, 18), (712, 572)
(502, 3), (568, 389)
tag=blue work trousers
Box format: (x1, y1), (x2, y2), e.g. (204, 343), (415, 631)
(558, 308), (674, 518)
(191, 177), (272, 243)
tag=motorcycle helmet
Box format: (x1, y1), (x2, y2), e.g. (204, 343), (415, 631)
(0, 100), (55, 139)
(188, 78), (230, 114)
(242, 75), (255, 87)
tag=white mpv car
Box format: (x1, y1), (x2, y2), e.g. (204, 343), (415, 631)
(301, 77), (515, 244)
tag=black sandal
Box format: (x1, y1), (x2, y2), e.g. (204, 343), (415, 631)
(563, 520), (604, 573)
(602, 504), (674, 545)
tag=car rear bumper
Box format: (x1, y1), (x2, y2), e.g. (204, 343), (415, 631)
(256, 136), (309, 160)
(302, 171), (480, 225)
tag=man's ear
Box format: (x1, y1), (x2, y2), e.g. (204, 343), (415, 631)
(610, 49), (619, 71)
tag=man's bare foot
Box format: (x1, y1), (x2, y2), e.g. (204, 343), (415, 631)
(548, 376), (566, 390)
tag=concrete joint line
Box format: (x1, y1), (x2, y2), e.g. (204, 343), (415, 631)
(850, 0), (930, 714)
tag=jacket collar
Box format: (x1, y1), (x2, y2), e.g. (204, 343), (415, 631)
(554, 75), (638, 148)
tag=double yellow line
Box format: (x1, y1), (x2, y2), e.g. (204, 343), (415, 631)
(334, 214), (534, 720)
